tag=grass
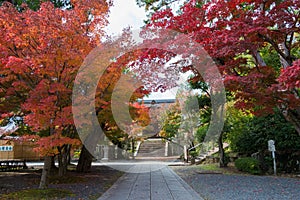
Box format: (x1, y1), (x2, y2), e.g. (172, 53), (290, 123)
(0, 188), (75, 200)
(198, 164), (222, 171)
(191, 163), (246, 175)
(194, 163), (224, 174)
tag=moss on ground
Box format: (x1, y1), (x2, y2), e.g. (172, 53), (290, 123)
(1, 188), (75, 200)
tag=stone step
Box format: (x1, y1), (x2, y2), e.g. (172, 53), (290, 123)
(137, 139), (166, 157)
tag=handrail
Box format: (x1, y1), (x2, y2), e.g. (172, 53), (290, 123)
(158, 137), (184, 149)
(188, 143), (202, 151)
(134, 141), (142, 157)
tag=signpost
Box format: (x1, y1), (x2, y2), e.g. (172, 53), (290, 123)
(268, 140), (276, 175)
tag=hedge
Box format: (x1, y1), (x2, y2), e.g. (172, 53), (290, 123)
(235, 157), (262, 175)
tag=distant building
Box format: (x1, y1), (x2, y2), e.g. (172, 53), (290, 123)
(139, 99), (176, 109)
(138, 99), (176, 138)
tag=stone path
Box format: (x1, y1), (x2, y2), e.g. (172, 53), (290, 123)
(98, 164), (203, 200)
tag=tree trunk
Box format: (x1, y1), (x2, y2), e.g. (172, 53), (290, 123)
(67, 146), (71, 165)
(218, 132), (227, 168)
(283, 109), (300, 136)
(76, 117), (104, 173)
(76, 145), (93, 173)
(278, 42), (292, 68)
(131, 138), (135, 159)
(50, 156), (56, 169)
(58, 145), (71, 177)
(251, 48), (266, 67)
(39, 156), (52, 189)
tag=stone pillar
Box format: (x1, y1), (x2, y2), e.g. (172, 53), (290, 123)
(184, 145), (188, 162)
(95, 145), (100, 160)
(165, 142), (169, 157)
(102, 145), (109, 161)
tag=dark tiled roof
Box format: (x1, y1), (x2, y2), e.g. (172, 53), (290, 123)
(138, 99), (176, 104)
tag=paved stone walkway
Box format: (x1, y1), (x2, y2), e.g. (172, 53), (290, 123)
(98, 164), (203, 200)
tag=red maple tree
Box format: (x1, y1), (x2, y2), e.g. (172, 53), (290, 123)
(0, 0), (110, 187)
(143, 0), (300, 135)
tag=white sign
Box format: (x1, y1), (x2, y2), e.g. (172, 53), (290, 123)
(0, 145), (13, 151)
(268, 140), (276, 152)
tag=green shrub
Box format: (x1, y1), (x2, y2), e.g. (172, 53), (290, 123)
(235, 157), (262, 175)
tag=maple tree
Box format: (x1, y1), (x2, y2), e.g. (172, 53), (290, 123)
(72, 25), (203, 165)
(138, 0), (300, 135)
(72, 21), (183, 173)
(95, 69), (151, 161)
(0, 0), (110, 188)
(71, 31), (159, 169)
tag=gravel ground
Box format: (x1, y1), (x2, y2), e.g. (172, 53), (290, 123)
(49, 166), (123, 199)
(0, 166), (123, 200)
(172, 166), (300, 200)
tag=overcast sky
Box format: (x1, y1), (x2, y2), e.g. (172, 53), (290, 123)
(105, 0), (147, 36)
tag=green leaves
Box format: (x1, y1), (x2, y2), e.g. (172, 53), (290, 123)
(231, 110), (300, 154)
(235, 157), (262, 175)
(160, 103), (182, 139)
(0, 0), (71, 11)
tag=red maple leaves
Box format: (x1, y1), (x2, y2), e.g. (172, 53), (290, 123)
(278, 60), (300, 90)
(145, 0), (300, 132)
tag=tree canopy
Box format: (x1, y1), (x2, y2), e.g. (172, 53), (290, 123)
(0, 0), (111, 187)
(139, 0), (300, 135)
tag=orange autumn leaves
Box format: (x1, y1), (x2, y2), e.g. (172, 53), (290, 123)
(0, 1), (153, 155)
(0, 1), (109, 154)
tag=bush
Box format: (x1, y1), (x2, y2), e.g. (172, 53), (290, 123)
(235, 157), (262, 175)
